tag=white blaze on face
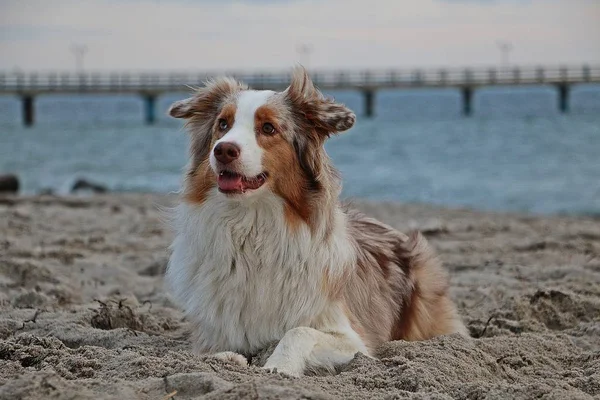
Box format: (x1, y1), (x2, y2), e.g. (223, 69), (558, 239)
(210, 90), (275, 177)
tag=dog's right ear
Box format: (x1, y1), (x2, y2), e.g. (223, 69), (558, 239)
(167, 77), (246, 120)
(169, 98), (195, 119)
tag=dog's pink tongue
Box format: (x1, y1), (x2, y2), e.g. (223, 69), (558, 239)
(217, 174), (243, 191)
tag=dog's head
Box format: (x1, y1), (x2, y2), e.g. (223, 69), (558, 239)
(170, 67), (355, 218)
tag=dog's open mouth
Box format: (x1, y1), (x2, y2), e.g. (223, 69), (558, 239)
(217, 170), (268, 194)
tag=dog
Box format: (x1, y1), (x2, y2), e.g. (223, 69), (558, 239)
(165, 67), (467, 377)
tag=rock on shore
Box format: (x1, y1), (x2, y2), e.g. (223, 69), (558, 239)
(0, 174), (19, 194)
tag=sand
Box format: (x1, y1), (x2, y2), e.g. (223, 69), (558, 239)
(0, 193), (599, 399)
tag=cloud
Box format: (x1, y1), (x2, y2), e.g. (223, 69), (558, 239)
(0, 0), (598, 70)
(0, 25), (107, 41)
(101, 0), (299, 5)
(436, 0), (530, 3)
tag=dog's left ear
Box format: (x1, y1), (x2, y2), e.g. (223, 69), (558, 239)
(285, 66), (356, 136)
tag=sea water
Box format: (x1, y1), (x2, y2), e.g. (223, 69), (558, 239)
(1, 85), (599, 215)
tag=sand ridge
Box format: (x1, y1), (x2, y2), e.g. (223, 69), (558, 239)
(0, 194), (599, 399)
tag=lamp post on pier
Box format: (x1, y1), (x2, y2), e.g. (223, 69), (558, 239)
(70, 44), (88, 73)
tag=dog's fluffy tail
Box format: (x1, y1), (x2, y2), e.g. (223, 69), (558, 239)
(394, 231), (468, 341)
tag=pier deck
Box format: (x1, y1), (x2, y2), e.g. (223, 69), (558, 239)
(1, 65), (598, 125)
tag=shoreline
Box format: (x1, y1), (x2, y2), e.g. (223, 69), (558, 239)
(3, 191), (600, 219)
(1, 193), (599, 399)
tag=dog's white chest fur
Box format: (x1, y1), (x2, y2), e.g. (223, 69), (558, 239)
(166, 190), (352, 354)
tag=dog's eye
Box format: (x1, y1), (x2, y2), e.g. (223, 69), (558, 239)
(262, 123), (275, 135)
(218, 119), (228, 131)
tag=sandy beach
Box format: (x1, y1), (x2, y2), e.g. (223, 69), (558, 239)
(0, 193), (599, 399)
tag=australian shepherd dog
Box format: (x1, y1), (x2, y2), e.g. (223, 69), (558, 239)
(166, 67), (467, 377)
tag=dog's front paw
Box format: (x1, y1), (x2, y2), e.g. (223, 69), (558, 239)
(262, 357), (303, 377)
(208, 351), (248, 367)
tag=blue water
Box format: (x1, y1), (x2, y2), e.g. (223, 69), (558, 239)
(1, 85), (599, 215)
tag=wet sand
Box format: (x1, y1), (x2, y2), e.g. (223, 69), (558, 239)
(0, 194), (599, 399)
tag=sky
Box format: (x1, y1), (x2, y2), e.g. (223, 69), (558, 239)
(0, 0), (599, 72)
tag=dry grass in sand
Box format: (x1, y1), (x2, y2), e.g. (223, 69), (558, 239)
(0, 194), (599, 399)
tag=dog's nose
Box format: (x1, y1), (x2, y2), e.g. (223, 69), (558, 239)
(214, 142), (240, 164)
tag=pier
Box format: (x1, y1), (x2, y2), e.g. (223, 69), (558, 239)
(1, 65), (598, 126)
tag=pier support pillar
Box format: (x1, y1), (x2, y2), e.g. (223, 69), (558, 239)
(22, 95), (35, 127)
(144, 94), (157, 124)
(557, 84), (570, 113)
(461, 87), (473, 117)
(363, 89), (375, 118)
